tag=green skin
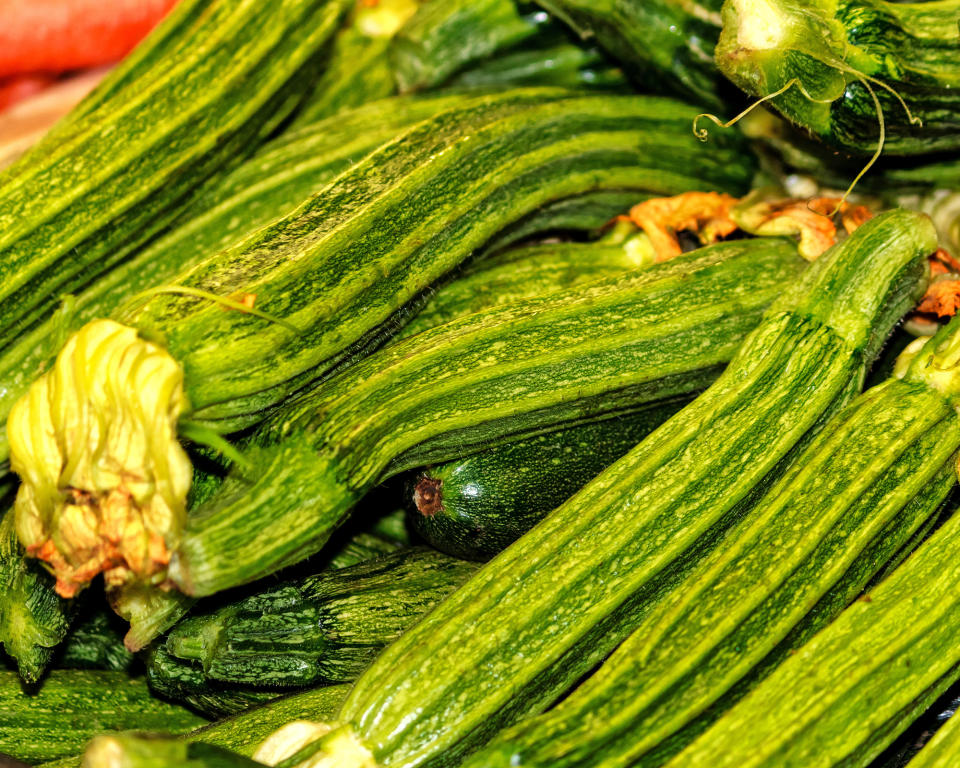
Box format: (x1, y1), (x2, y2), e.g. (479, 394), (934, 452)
(123, 89), (754, 433)
(669, 423), (960, 764)
(78, 736), (263, 768)
(171, 236), (804, 596)
(0, 670), (206, 764)
(0, 0), (351, 351)
(406, 402), (691, 560)
(900, 692), (960, 768)
(164, 548), (479, 688)
(468, 325), (960, 768)
(715, 0), (960, 155)
(285, 210), (933, 768)
(535, 0), (727, 108)
(57, 605), (135, 672)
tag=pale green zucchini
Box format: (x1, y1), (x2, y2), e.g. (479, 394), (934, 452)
(467, 313), (960, 768)
(0, 0), (350, 350)
(267, 210), (932, 768)
(171, 235), (805, 596)
(903, 701), (960, 768)
(9, 89), (756, 600)
(81, 737), (262, 768)
(0, 670), (206, 765)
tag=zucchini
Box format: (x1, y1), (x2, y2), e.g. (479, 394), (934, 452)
(406, 402), (692, 560)
(0, 511), (70, 684)
(268, 210), (932, 768)
(667, 504), (960, 766)
(467, 315), (960, 768)
(8, 89), (757, 599)
(0, 0), (350, 351)
(536, 0), (727, 108)
(903, 701), (960, 768)
(82, 737), (262, 768)
(715, 0), (960, 156)
(57, 603), (135, 673)
(0, 92), (470, 468)
(163, 548), (479, 688)
(145, 645), (280, 718)
(398, 239), (648, 339)
(172, 235), (805, 596)
(0, 669), (206, 764)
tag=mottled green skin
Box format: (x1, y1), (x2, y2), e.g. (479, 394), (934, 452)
(406, 402), (692, 560)
(145, 645), (279, 718)
(399, 241), (642, 339)
(716, 0), (960, 156)
(0, 93), (468, 467)
(125, 89), (754, 432)
(469, 371), (960, 768)
(304, 210), (932, 768)
(0, 670), (206, 764)
(391, 0), (547, 92)
(58, 606), (135, 673)
(172, 236), (803, 595)
(0, 0), (350, 350)
(0, 512), (70, 684)
(536, 0), (727, 107)
(671, 505), (960, 767)
(166, 549), (478, 688)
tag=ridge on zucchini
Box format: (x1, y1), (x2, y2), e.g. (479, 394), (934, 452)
(467, 303), (960, 768)
(262, 209), (932, 768)
(171, 234), (804, 596)
(6, 89), (756, 600)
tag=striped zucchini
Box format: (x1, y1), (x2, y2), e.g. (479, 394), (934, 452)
(171, 235), (805, 596)
(407, 403), (691, 560)
(58, 604), (135, 673)
(536, 0), (726, 107)
(163, 548), (479, 688)
(9, 89), (757, 599)
(668, 502), (960, 765)
(715, 0), (960, 156)
(268, 210), (932, 768)
(903, 701), (960, 768)
(0, 92), (469, 469)
(0, 670), (206, 764)
(467, 313), (960, 768)
(0, 0), (349, 351)
(398, 239), (648, 339)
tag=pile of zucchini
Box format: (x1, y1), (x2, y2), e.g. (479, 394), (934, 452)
(2, 1), (960, 767)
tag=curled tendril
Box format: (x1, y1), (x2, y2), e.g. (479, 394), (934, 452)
(116, 285), (303, 336)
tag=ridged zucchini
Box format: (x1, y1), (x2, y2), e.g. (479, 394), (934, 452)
(57, 604), (135, 673)
(267, 210), (932, 768)
(715, 0), (960, 156)
(0, 669), (206, 764)
(0, 0), (350, 351)
(9, 89), (756, 599)
(0, 511), (70, 684)
(0, 92), (470, 469)
(668, 503), (960, 766)
(467, 314), (960, 768)
(171, 235), (805, 596)
(536, 0), (727, 108)
(398, 239), (647, 339)
(163, 548), (478, 688)
(406, 402), (691, 560)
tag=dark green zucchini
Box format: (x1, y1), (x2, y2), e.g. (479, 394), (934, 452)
(57, 604), (135, 673)
(266, 210), (932, 768)
(0, 669), (206, 764)
(8, 89), (756, 600)
(163, 548), (478, 689)
(171, 235), (805, 596)
(467, 314), (960, 768)
(0, 0), (350, 352)
(0, 511), (70, 684)
(406, 402), (691, 560)
(715, 0), (960, 156)
(536, 0), (727, 107)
